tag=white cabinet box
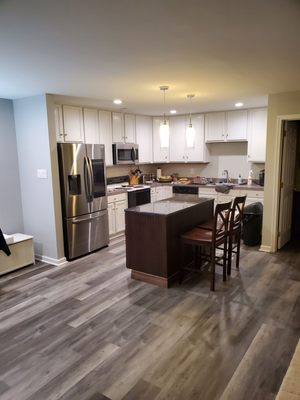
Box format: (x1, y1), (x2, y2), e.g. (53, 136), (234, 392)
(124, 114), (136, 143)
(83, 108), (99, 144)
(108, 193), (128, 236)
(151, 186), (173, 202)
(247, 108), (267, 163)
(153, 117), (170, 163)
(198, 187), (264, 207)
(99, 110), (113, 166)
(205, 110), (248, 143)
(169, 114), (209, 162)
(135, 115), (153, 163)
(62, 105), (84, 142)
(0, 234), (34, 275)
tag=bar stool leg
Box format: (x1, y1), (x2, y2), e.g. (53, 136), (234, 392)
(210, 246), (215, 291)
(236, 230), (241, 269)
(227, 235), (233, 276)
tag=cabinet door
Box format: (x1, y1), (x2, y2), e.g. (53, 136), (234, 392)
(107, 202), (116, 236)
(153, 117), (169, 163)
(115, 199), (127, 233)
(227, 110), (247, 141)
(54, 104), (64, 142)
(247, 108), (267, 163)
(83, 108), (99, 144)
(163, 186), (173, 199)
(169, 116), (186, 162)
(205, 112), (226, 142)
(136, 115), (153, 163)
(99, 110), (113, 166)
(62, 105), (84, 142)
(124, 114), (136, 143)
(150, 188), (157, 203)
(186, 114), (209, 162)
(112, 112), (124, 142)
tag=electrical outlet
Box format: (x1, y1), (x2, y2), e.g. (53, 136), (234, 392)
(37, 169), (48, 179)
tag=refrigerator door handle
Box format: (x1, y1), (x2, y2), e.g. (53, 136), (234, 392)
(131, 147), (135, 162)
(88, 157), (95, 198)
(84, 156), (92, 202)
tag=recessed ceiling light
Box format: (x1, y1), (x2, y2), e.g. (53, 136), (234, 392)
(113, 99), (122, 105)
(235, 102), (244, 107)
(170, 110), (177, 114)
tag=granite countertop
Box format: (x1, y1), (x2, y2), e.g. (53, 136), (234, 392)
(125, 197), (212, 216)
(149, 182), (264, 191)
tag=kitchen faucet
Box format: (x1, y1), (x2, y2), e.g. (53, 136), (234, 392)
(223, 169), (229, 183)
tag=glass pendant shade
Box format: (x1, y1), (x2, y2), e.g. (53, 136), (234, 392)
(186, 123), (195, 147)
(160, 120), (170, 148)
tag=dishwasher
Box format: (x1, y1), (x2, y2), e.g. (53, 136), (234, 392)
(172, 185), (199, 200)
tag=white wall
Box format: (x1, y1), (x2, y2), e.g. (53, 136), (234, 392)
(0, 98), (23, 233)
(13, 95), (63, 262)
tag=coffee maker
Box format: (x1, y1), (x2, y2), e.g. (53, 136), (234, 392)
(259, 169), (265, 186)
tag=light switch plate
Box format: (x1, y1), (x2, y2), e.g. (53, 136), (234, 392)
(37, 169), (48, 179)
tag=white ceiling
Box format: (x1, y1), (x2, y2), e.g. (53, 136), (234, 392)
(1, 0), (300, 115)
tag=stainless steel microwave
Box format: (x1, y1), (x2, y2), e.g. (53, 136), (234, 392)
(112, 143), (139, 165)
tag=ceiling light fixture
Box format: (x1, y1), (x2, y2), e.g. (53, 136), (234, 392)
(186, 94), (195, 148)
(159, 86), (170, 148)
(235, 102), (244, 107)
(113, 99), (122, 105)
(170, 110), (177, 114)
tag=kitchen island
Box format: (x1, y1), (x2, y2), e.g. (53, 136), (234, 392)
(125, 197), (213, 288)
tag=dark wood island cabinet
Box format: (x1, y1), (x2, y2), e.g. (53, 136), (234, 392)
(125, 198), (213, 288)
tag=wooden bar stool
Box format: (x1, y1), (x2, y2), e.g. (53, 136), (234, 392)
(180, 201), (231, 291)
(227, 195), (246, 275)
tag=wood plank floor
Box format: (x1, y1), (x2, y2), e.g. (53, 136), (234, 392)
(0, 236), (299, 400)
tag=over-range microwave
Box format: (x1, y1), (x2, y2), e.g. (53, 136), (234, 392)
(112, 143), (139, 165)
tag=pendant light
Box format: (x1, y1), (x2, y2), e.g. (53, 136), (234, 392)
(159, 86), (170, 148)
(186, 94), (195, 148)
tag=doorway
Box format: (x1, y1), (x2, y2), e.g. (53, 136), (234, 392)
(277, 120), (300, 249)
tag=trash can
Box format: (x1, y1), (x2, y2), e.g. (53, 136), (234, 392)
(242, 202), (263, 246)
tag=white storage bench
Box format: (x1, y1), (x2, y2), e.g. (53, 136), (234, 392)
(0, 233), (35, 275)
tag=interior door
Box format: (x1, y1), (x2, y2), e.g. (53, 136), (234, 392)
(277, 121), (298, 249)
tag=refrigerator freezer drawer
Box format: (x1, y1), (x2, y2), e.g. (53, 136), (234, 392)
(65, 210), (109, 260)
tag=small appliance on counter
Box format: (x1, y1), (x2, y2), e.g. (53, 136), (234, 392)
(259, 169), (265, 186)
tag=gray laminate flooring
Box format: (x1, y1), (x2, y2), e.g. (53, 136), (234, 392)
(0, 236), (299, 400)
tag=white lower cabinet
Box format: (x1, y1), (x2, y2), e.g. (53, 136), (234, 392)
(107, 193), (127, 236)
(151, 186), (173, 202)
(199, 187), (264, 207)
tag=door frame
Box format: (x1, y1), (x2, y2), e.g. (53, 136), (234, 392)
(269, 114), (300, 252)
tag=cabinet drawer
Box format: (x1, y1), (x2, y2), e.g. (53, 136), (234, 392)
(108, 193), (127, 203)
(240, 190), (264, 198)
(198, 187), (216, 195)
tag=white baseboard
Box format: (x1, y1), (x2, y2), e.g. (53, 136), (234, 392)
(259, 244), (272, 253)
(35, 254), (67, 266)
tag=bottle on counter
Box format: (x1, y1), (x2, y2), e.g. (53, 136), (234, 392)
(247, 170), (253, 186)
(156, 168), (162, 180)
(238, 174), (242, 185)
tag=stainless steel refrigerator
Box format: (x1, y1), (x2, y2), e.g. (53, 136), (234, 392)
(57, 143), (109, 260)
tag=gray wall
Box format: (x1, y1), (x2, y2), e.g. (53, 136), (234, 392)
(13, 95), (60, 260)
(0, 98), (23, 233)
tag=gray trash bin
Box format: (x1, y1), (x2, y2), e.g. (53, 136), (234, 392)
(243, 202), (263, 246)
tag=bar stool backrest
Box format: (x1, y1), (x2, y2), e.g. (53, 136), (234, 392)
(230, 196), (247, 233)
(213, 201), (232, 244)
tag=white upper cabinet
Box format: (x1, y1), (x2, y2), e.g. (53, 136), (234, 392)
(54, 104), (64, 142)
(226, 110), (248, 141)
(112, 112), (125, 142)
(153, 117), (169, 163)
(169, 116), (186, 162)
(247, 108), (267, 163)
(169, 114), (209, 162)
(83, 108), (99, 144)
(187, 114), (209, 162)
(205, 110), (247, 142)
(135, 115), (153, 163)
(62, 105), (84, 142)
(205, 112), (226, 142)
(124, 114), (136, 143)
(99, 110), (113, 166)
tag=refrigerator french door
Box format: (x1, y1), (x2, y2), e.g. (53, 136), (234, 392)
(58, 143), (109, 260)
